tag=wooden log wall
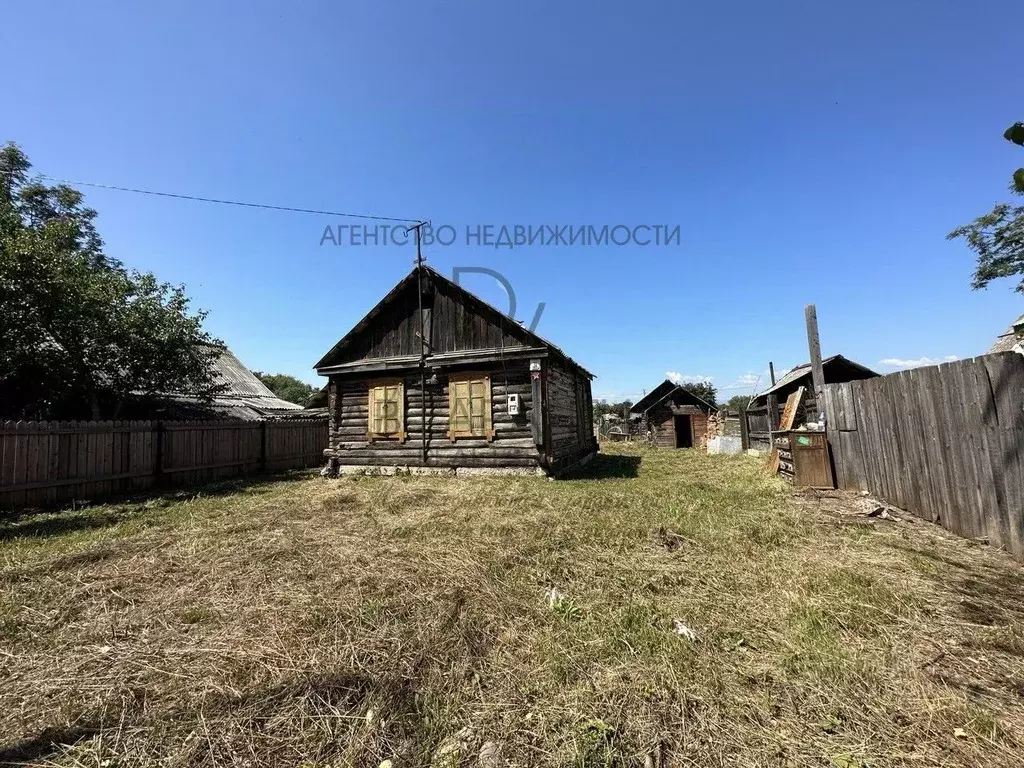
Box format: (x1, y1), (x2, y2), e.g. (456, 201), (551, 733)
(545, 361), (595, 465)
(691, 413), (709, 449)
(0, 419), (328, 509)
(328, 369), (541, 467)
(823, 352), (1024, 561)
(647, 405), (677, 448)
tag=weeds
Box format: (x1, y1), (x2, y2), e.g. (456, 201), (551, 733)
(0, 444), (1022, 766)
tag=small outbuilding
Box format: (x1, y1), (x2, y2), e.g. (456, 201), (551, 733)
(744, 354), (878, 451)
(748, 354), (878, 412)
(630, 380), (715, 449)
(314, 265), (597, 475)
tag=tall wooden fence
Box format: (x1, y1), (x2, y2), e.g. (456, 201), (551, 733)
(822, 352), (1024, 560)
(0, 419), (328, 509)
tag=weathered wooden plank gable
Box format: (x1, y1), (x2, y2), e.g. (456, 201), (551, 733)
(327, 277), (538, 365)
(431, 279), (533, 354)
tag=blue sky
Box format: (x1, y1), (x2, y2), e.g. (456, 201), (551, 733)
(4, 1), (1022, 402)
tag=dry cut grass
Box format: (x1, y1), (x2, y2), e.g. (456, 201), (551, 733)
(1, 444), (1023, 767)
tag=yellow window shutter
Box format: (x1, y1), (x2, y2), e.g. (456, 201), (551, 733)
(368, 380), (404, 440)
(447, 373), (492, 440)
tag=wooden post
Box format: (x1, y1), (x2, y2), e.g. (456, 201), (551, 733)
(805, 304), (826, 420)
(154, 420), (165, 487)
(765, 397), (778, 434)
(259, 421), (267, 473)
(530, 360), (544, 447)
(739, 407), (750, 451)
(769, 361), (776, 386)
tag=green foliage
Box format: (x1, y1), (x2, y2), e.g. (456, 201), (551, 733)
(1004, 122), (1024, 147)
(680, 381), (717, 407)
(948, 122), (1024, 292)
(252, 372), (317, 406)
(724, 394), (751, 412)
(592, 399), (633, 422)
(0, 142), (223, 419)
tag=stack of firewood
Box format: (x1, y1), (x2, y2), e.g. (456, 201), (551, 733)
(703, 411), (727, 445)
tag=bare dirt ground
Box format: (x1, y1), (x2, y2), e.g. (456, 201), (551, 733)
(1, 444), (1022, 767)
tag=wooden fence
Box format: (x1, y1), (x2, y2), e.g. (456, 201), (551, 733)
(743, 404), (771, 451)
(822, 352), (1024, 561)
(0, 419), (328, 509)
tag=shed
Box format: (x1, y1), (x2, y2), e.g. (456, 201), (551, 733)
(744, 354), (877, 450)
(749, 355), (878, 411)
(630, 380), (715, 449)
(314, 265), (597, 475)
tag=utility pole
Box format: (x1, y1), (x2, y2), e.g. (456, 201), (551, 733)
(408, 221), (426, 269)
(407, 222), (428, 464)
(805, 304), (826, 422)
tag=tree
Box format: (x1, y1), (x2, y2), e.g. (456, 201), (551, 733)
(0, 142), (224, 419)
(593, 399), (633, 423)
(681, 381), (717, 408)
(948, 122), (1024, 292)
(724, 394), (752, 412)
(253, 372), (317, 406)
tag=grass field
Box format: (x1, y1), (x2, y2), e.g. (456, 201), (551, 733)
(1, 444), (1023, 767)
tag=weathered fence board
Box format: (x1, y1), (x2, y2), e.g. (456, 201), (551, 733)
(824, 352), (1024, 560)
(0, 418), (328, 509)
(743, 405), (771, 451)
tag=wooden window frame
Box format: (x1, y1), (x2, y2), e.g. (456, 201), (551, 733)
(367, 379), (406, 442)
(447, 372), (494, 441)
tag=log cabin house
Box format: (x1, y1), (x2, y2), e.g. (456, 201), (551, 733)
(630, 380), (715, 449)
(314, 265), (597, 475)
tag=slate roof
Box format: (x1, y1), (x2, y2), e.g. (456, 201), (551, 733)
(988, 314), (1024, 354)
(753, 355), (877, 402)
(156, 346), (305, 420)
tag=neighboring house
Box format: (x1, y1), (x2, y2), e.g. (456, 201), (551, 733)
(630, 380), (715, 449)
(988, 314), (1024, 355)
(142, 346), (306, 420)
(314, 265), (596, 475)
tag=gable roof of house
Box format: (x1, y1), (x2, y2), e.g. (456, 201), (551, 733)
(155, 346), (305, 420)
(630, 380), (678, 414)
(314, 265), (594, 377)
(630, 379), (716, 415)
(989, 313), (1024, 354)
(753, 354), (877, 403)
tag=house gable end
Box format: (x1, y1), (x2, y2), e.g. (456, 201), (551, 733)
(316, 267), (548, 370)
